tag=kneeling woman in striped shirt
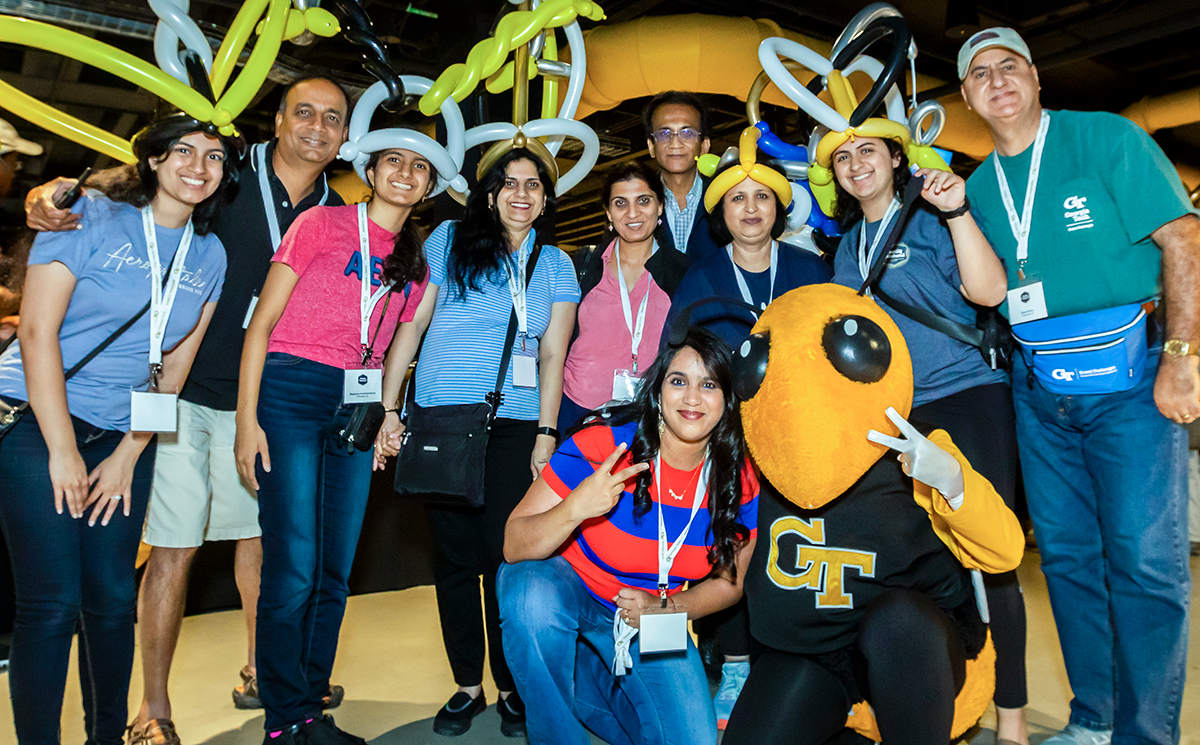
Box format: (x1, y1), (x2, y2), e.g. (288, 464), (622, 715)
(499, 326), (759, 745)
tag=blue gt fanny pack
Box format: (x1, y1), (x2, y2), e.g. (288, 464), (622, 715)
(1012, 302), (1149, 395)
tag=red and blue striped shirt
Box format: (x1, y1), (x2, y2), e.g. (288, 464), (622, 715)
(542, 421), (759, 609)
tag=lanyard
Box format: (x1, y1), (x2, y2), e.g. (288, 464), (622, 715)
(356, 203), (394, 363)
(141, 205), (194, 381)
(856, 198), (902, 286)
(654, 452), (710, 604)
(994, 110), (1050, 280)
(614, 240), (651, 374)
(505, 236), (531, 344)
(255, 142), (329, 251)
(727, 241), (778, 310)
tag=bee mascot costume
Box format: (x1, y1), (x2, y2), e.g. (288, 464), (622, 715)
(710, 282), (1024, 744)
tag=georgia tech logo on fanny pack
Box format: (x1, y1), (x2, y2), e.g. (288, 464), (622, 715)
(1052, 369), (1076, 381)
(766, 517), (876, 608)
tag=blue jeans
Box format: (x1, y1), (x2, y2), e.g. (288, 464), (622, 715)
(254, 354), (374, 730)
(0, 401), (155, 745)
(497, 557), (717, 745)
(1012, 352), (1189, 743)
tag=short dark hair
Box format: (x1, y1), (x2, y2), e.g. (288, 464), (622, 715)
(642, 91), (709, 141)
(831, 137), (910, 230)
(707, 159), (790, 245)
(278, 73), (353, 119)
(107, 114), (242, 235)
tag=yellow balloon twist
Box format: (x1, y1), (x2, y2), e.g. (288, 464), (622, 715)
(703, 127), (794, 213)
(418, 0), (604, 117)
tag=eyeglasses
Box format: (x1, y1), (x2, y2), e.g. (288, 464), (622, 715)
(651, 127), (702, 144)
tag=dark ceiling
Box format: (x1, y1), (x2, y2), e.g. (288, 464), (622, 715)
(3, 0), (1200, 245)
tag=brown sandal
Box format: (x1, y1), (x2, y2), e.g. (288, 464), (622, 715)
(127, 718), (181, 745)
(232, 665), (344, 710)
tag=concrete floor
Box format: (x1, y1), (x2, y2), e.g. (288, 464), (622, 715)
(5, 551), (1198, 744)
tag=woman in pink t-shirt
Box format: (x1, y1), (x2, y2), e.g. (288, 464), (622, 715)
(232, 147), (436, 742)
(560, 162), (692, 431)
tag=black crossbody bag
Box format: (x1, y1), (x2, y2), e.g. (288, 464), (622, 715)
(335, 284), (408, 453)
(858, 175), (1014, 372)
(0, 298), (156, 439)
(393, 244), (543, 507)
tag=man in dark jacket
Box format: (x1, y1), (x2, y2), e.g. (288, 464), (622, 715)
(645, 91), (721, 261)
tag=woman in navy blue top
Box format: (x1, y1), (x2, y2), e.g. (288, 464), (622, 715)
(664, 158), (831, 351)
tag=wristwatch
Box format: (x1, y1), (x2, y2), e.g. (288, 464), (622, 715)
(1163, 340), (1198, 356)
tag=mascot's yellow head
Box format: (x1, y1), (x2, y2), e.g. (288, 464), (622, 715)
(735, 283), (913, 509)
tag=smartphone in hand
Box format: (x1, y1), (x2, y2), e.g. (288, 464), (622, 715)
(53, 167), (93, 210)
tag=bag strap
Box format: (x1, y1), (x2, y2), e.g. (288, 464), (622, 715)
(65, 291), (159, 382)
(857, 173), (985, 349)
(487, 242), (544, 417)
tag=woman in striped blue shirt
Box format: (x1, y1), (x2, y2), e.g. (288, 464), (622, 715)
(386, 148), (579, 737)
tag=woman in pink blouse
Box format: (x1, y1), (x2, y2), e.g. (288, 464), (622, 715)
(561, 162), (692, 431)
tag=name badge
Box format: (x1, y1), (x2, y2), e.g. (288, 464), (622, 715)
(1007, 280), (1048, 324)
(513, 351), (537, 389)
(638, 603), (689, 654)
(242, 293), (260, 330)
(343, 368), (382, 404)
(130, 391), (178, 432)
(612, 369), (640, 402)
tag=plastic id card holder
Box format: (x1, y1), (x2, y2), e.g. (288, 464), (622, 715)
(343, 368), (382, 405)
(638, 604), (688, 654)
(130, 391), (178, 433)
(1007, 279), (1048, 324)
(611, 369), (640, 402)
(513, 350), (538, 389)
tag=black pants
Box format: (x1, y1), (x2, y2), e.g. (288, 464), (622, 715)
(425, 418), (536, 691)
(910, 381), (1027, 709)
(724, 589), (966, 745)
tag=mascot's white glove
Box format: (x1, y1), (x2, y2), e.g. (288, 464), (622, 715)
(867, 407), (965, 508)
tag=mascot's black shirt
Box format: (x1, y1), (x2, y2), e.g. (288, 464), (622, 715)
(746, 442), (972, 655)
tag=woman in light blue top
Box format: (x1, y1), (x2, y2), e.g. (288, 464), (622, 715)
(379, 148), (579, 737)
(0, 114), (237, 745)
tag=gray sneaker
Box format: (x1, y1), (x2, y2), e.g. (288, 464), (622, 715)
(1041, 723), (1113, 745)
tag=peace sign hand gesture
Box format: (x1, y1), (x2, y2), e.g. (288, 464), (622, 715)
(867, 407), (964, 500)
(566, 443), (650, 522)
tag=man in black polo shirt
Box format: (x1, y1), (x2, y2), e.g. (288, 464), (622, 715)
(25, 76), (351, 743)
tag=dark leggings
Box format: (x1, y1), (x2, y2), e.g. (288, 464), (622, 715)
(425, 418), (536, 691)
(724, 589), (966, 745)
(909, 382), (1027, 709)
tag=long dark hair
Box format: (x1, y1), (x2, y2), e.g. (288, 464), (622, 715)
(573, 326), (751, 579)
(106, 115), (242, 235)
(832, 137), (910, 230)
(596, 160), (666, 250)
(448, 148), (558, 298)
(365, 148), (428, 288)
(708, 158), (790, 245)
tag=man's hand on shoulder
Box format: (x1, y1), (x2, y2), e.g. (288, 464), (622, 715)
(25, 177), (82, 232)
(1154, 353), (1200, 424)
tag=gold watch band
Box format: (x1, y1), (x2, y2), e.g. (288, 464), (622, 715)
(1164, 339), (1197, 356)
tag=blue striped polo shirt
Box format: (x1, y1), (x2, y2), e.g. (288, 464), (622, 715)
(413, 220), (580, 420)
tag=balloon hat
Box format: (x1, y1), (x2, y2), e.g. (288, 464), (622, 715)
(698, 126), (793, 214)
(755, 3), (952, 216)
(0, 0), (342, 163)
(416, 0), (605, 200)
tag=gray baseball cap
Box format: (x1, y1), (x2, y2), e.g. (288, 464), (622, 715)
(957, 27), (1033, 80)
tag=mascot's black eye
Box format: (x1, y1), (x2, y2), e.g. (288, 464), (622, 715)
(732, 332), (770, 400)
(822, 316), (891, 383)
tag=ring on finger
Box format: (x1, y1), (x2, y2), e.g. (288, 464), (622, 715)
(110, 494), (122, 501)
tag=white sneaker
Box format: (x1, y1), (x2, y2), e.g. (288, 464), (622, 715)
(1041, 723), (1114, 745)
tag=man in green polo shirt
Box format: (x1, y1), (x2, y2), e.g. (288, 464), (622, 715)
(961, 27), (1200, 745)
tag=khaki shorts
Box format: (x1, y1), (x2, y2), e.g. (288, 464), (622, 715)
(144, 399), (261, 548)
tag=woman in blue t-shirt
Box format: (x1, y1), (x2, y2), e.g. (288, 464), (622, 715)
(827, 135), (1028, 743)
(386, 148), (580, 737)
(0, 114), (237, 745)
